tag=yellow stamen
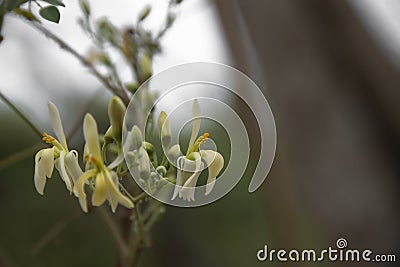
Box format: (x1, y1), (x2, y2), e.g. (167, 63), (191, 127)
(84, 156), (97, 164)
(42, 132), (55, 143)
(42, 132), (66, 151)
(84, 155), (104, 171)
(190, 132), (209, 154)
(199, 133), (209, 143)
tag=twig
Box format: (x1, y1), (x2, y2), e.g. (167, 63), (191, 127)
(128, 206), (148, 267)
(0, 91), (42, 139)
(19, 17), (130, 104)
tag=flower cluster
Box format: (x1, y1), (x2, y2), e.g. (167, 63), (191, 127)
(34, 98), (225, 211)
(34, 98), (133, 212)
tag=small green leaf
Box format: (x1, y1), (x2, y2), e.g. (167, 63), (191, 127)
(42, 0), (65, 7)
(39, 6), (60, 23)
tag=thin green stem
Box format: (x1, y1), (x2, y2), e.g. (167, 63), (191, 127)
(0, 91), (42, 139)
(134, 207), (146, 245)
(117, 169), (129, 177)
(127, 206), (148, 267)
(161, 155), (167, 166)
(144, 205), (164, 232)
(133, 192), (147, 203)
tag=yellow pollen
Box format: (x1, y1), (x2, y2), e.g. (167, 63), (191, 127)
(198, 133), (209, 144)
(84, 156), (97, 164)
(42, 132), (55, 143)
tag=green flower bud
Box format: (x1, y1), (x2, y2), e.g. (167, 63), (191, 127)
(97, 18), (117, 45)
(166, 13), (176, 27)
(158, 111), (171, 147)
(138, 5), (151, 21)
(131, 125), (143, 150)
(156, 166), (167, 177)
(150, 172), (159, 181)
(139, 53), (152, 81)
(125, 82), (139, 94)
(139, 178), (146, 188)
(144, 142), (154, 154)
(138, 146), (150, 179)
(104, 126), (114, 145)
(108, 96), (126, 143)
(80, 0), (90, 16)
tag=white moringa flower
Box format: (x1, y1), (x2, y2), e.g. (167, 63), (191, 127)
(74, 114), (134, 213)
(171, 100), (224, 201)
(34, 102), (81, 195)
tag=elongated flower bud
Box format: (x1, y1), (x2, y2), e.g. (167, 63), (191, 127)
(139, 53), (152, 81)
(138, 146), (150, 179)
(83, 114), (102, 163)
(80, 0), (90, 16)
(104, 126), (114, 145)
(108, 96), (126, 143)
(158, 111), (171, 147)
(138, 5), (151, 21)
(131, 125), (143, 150)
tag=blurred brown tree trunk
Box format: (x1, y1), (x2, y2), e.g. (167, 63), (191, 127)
(215, 0), (400, 258)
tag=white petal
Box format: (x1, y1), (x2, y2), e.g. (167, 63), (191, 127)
(34, 148), (54, 195)
(171, 157), (184, 200)
(180, 170), (202, 201)
(181, 153), (201, 173)
(186, 99), (201, 154)
(180, 155), (203, 201)
(107, 171), (120, 212)
(74, 170), (96, 213)
(48, 101), (67, 149)
(34, 150), (45, 195)
(201, 150), (224, 195)
(41, 148), (55, 178)
(172, 155), (200, 200)
(92, 172), (107, 206)
(65, 150), (83, 184)
(58, 151), (72, 192)
(107, 153), (124, 170)
(83, 114), (102, 162)
(104, 170), (134, 212)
